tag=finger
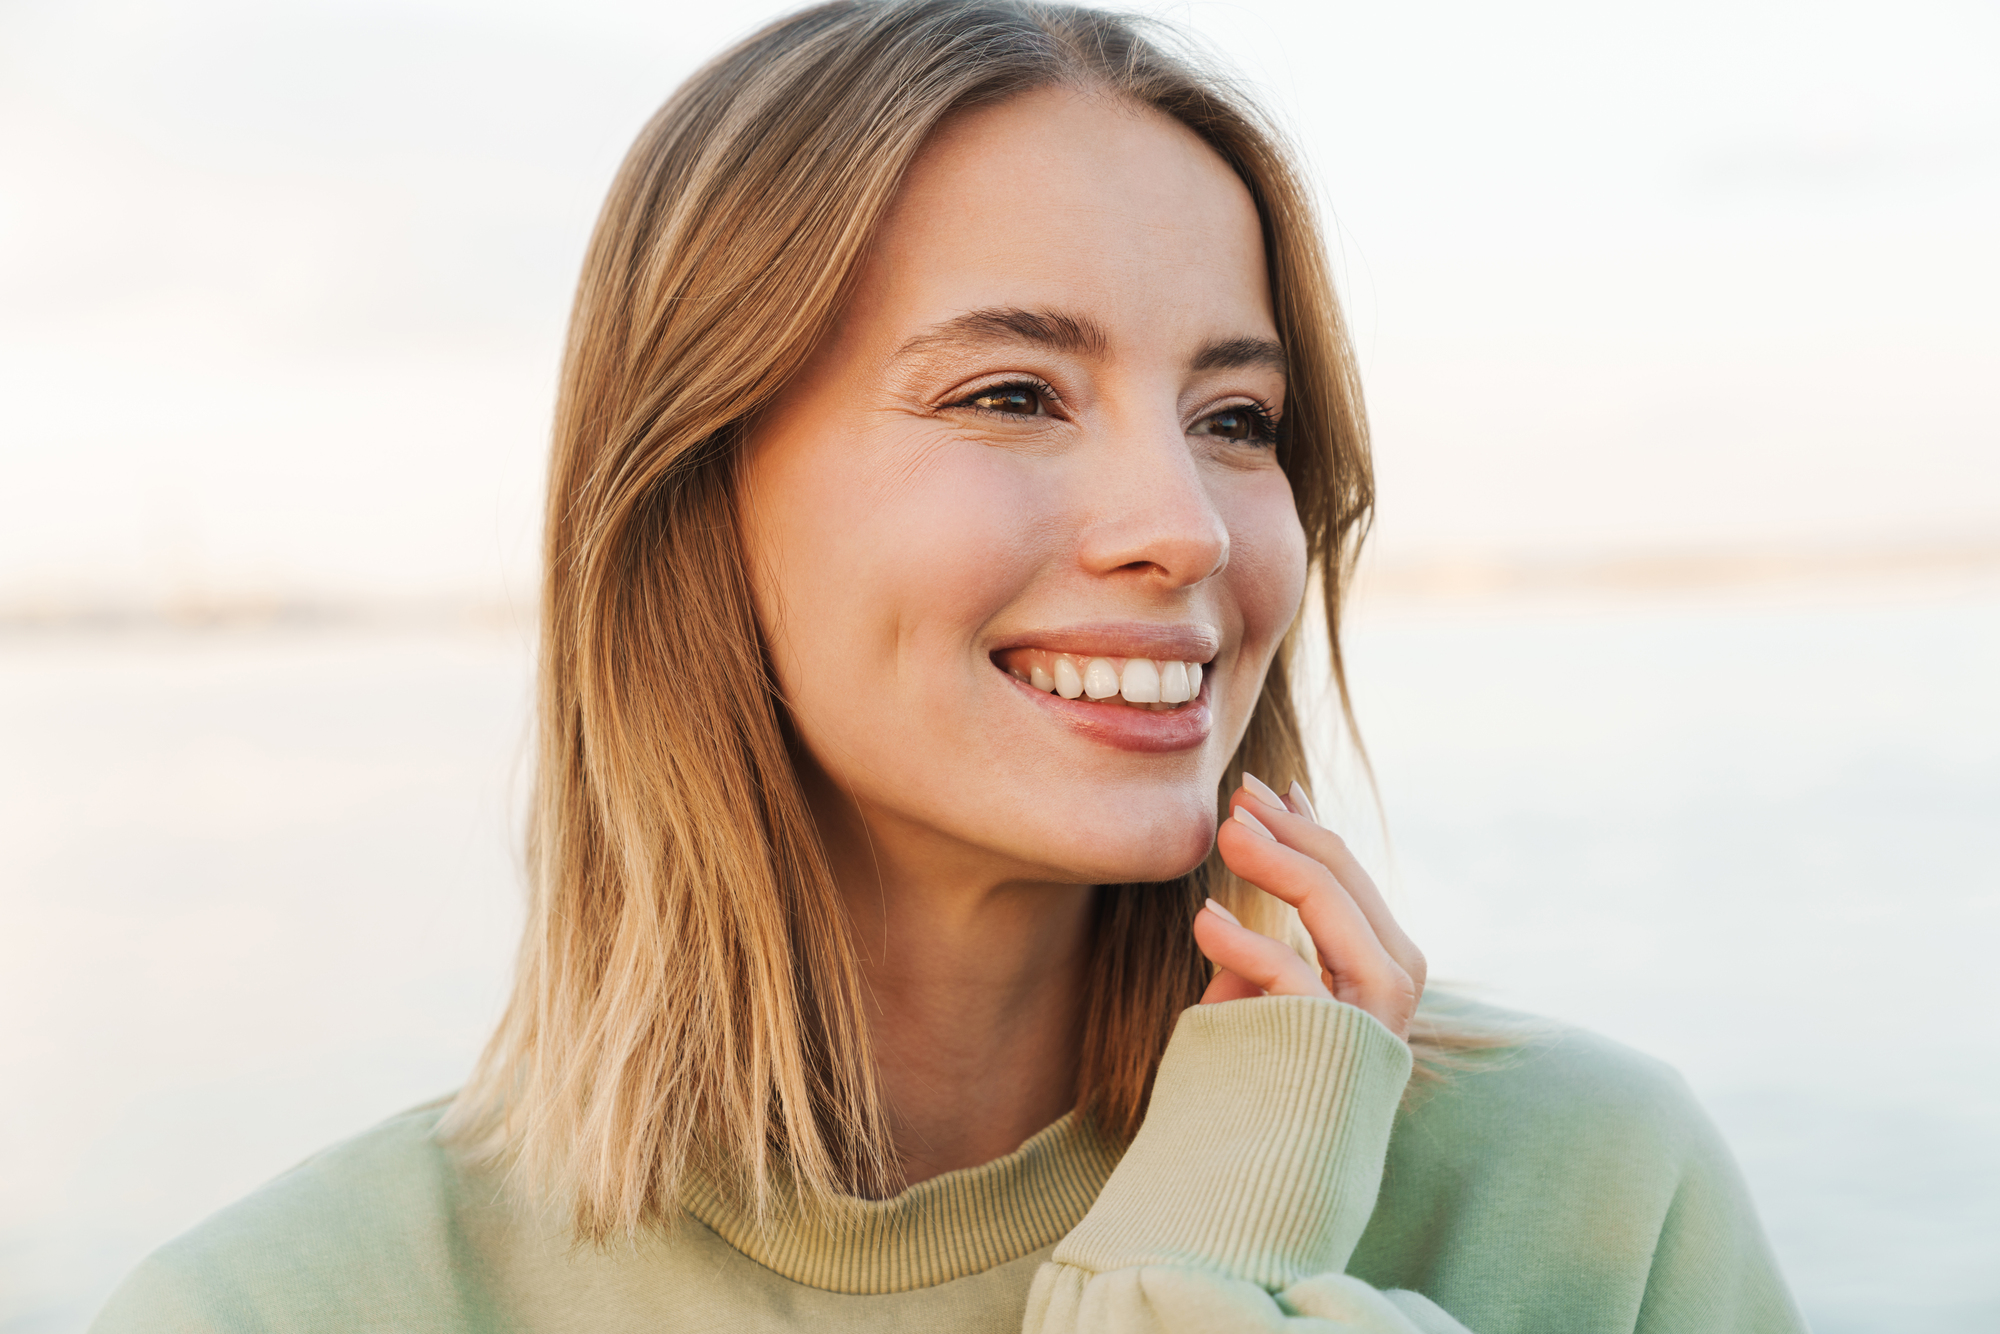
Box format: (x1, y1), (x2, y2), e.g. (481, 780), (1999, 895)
(1239, 785), (1421, 977)
(1218, 809), (1414, 1029)
(1232, 788), (1427, 992)
(1219, 808), (1397, 983)
(1199, 966), (1264, 1006)
(1281, 778), (1319, 825)
(1191, 899), (1331, 1000)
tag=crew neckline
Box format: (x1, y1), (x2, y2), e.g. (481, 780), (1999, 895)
(679, 1112), (1124, 1294)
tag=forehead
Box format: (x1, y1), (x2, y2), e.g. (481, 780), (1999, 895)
(853, 85), (1275, 350)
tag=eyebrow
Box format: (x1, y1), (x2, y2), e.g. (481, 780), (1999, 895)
(1191, 335), (1288, 376)
(897, 307), (1110, 360)
(894, 306), (1287, 378)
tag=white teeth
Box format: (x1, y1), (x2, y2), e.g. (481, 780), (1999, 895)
(1082, 657), (1121, 699)
(1026, 654), (1204, 705)
(1120, 658), (1161, 703)
(1053, 656), (1085, 699)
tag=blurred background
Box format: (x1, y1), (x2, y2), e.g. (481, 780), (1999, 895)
(1, 0), (1994, 1330)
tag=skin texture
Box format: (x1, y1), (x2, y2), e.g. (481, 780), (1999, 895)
(738, 86), (1421, 1188)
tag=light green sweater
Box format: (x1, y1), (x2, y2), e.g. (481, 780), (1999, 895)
(91, 996), (1806, 1332)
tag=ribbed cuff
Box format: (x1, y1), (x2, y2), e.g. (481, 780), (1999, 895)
(1052, 996), (1412, 1290)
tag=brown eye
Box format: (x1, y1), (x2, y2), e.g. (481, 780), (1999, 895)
(1193, 405), (1276, 443)
(967, 384), (1044, 415)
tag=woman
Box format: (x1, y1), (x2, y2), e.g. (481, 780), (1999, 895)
(93, 2), (1805, 1330)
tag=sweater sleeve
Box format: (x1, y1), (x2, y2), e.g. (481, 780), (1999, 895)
(1023, 995), (1470, 1333)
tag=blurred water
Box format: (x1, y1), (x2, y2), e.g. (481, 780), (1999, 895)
(0, 624), (535, 1332)
(1339, 587), (2000, 1333)
(2, 589), (1995, 1331)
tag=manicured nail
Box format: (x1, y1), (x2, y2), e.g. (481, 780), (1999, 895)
(1285, 780), (1320, 826)
(1204, 897), (1242, 926)
(1232, 806), (1277, 841)
(1240, 771), (1286, 812)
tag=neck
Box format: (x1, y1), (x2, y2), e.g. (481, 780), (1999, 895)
(826, 804), (1096, 1190)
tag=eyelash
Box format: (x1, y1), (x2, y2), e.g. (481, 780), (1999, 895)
(948, 379), (1283, 445)
(1206, 401), (1282, 446)
(952, 377), (1063, 417)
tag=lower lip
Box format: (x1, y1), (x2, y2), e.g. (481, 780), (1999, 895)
(1001, 670), (1214, 753)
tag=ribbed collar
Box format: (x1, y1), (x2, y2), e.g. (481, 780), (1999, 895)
(679, 1113), (1124, 1294)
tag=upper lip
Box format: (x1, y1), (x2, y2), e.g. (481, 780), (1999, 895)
(987, 621), (1220, 663)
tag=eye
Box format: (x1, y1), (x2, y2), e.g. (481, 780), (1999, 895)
(1191, 403), (1279, 445)
(957, 381), (1048, 416)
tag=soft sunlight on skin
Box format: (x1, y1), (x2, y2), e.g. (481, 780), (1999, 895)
(737, 86), (1418, 1187)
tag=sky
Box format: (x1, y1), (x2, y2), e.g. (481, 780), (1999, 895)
(1, 0), (1996, 615)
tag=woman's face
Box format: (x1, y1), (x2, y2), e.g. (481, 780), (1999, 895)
(738, 86), (1307, 891)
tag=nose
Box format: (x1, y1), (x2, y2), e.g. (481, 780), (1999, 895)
(1073, 418), (1230, 589)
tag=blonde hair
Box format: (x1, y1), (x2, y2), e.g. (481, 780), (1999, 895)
(446, 0), (1477, 1243)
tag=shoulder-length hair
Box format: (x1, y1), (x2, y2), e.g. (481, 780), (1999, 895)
(447, 0), (1463, 1243)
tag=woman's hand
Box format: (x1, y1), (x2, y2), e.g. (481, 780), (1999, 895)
(1191, 775), (1426, 1041)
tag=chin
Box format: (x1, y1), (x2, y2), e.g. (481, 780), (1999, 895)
(1043, 810), (1217, 886)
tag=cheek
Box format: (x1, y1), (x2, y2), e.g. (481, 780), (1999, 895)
(742, 429), (1039, 717)
(1226, 481), (1310, 653)
(878, 460), (1045, 643)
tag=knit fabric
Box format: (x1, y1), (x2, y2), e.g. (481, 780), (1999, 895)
(679, 1109), (1124, 1293)
(90, 995), (1807, 1333)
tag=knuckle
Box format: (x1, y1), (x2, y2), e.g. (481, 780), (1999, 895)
(1253, 960), (1301, 992)
(1305, 861), (1347, 899)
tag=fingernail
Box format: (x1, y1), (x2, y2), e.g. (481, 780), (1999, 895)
(1286, 780), (1320, 826)
(1240, 772), (1286, 812)
(1203, 897), (1242, 926)
(1232, 806), (1277, 841)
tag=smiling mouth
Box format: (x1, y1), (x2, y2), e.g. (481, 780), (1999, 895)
(993, 648), (1205, 712)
